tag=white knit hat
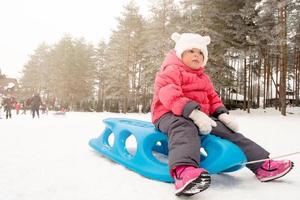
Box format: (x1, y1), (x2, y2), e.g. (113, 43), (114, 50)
(171, 32), (211, 66)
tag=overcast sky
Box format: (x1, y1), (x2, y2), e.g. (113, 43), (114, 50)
(0, 0), (148, 79)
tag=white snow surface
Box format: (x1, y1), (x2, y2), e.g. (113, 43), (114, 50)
(0, 108), (300, 200)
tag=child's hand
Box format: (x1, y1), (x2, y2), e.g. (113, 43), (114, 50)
(218, 113), (239, 132)
(189, 109), (217, 135)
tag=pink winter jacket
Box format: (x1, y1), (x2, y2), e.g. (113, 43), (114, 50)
(151, 50), (226, 123)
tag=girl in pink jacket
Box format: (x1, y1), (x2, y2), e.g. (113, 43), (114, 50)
(151, 32), (293, 196)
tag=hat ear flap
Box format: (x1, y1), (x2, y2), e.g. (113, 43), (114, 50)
(171, 32), (181, 42)
(203, 36), (211, 45)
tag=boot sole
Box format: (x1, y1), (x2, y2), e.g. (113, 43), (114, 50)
(175, 172), (211, 196)
(260, 162), (294, 182)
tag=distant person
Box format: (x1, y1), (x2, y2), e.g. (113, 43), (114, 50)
(53, 106), (66, 116)
(41, 103), (48, 114)
(15, 102), (21, 115)
(23, 97), (32, 115)
(31, 93), (42, 118)
(151, 32), (293, 196)
(21, 101), (27, 114)
(0, 103), (3, 119)
(2, 96), (14, 119)
(60, 106), (66, 113)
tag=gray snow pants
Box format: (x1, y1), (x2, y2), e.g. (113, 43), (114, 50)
(154, 112), (270, 173)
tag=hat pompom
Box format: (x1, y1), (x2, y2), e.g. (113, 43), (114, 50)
(171, 32), (181, 42)
(203, 36), (211, 45)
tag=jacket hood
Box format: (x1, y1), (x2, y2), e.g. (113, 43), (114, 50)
(161, 50), (205, 75)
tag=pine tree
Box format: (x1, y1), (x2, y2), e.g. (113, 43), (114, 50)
(104, 1), (145, 113)
(47, 35), (95, 110)
(95, 40), (107, 112)
(21, 43), (52, 96)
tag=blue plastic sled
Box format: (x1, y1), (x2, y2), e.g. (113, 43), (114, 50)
(89, 118), (247, 183)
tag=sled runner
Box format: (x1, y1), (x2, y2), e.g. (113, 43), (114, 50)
(89, 118), (247, 183)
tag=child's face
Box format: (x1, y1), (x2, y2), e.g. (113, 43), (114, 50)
(181, 48), (204, 70)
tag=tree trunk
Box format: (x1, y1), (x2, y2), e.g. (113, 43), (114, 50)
(296, 51), (300, 106)
(275, 55), (279, 109)
(247, 52), (251, 113)
(263, 50), (267, 109)
(243, 57), (247, 111)
(278, 3), (287, 116)
(257, 58), (261, 108)
(266, 50), (270, 107)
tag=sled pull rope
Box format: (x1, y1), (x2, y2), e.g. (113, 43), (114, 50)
(242, 151), (300, 165)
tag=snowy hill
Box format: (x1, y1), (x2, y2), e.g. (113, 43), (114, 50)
(0, 108), (299, 200)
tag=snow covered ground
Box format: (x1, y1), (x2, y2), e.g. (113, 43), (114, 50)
(0, 108), (299, 200)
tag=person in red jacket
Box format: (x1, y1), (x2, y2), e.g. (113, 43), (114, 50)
(15, 102), (21, 115)
(151, 32), (293, 196)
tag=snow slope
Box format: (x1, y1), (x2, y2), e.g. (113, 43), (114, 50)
(0, 108), (299, 200)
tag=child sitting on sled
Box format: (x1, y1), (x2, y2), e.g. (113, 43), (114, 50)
(151, 32), (294, 196)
